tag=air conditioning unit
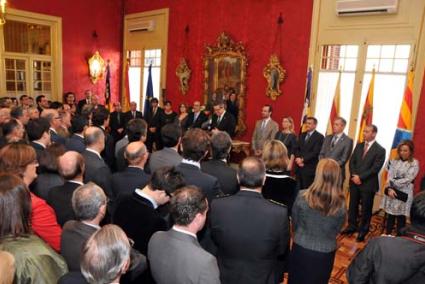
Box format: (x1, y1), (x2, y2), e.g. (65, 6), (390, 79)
(128, 19), (155, 32)
(336, 0), (399, 16)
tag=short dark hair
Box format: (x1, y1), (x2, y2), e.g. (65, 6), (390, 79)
(264, 104), (272, 113)
(150, 166), (185, 195)
(38, 144), (66, 173)
(19, 95), (29, 101)
(367, 124), (378, 133)
(335, 116), (347, 126)
(126, 119), (147, 142)
(92, 108), (110, 127)
(71, 115), (88, 134)
(410, 191), (425, 227)
(36, 95), (45, 104)
(49, 101), (63, 110)
(26, 118), (50, 141)
(306, 116), (318, 125)
(170, 186), (208, 226)
(0, 173), (31, 238)
(10, 106), (24, 119)
(1, 119), (21, 138)
(161, 123), (182, 148)
(151, 98), (159, 104)
(164, 100), (172, 106)
(181, 128), (210, 161)
(238, 156), (266, 189)
(210, 131), (232, 160)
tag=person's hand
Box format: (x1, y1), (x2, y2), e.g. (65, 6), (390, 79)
(295, 157), (304, 167)
(388, 188), (398, 199)
(351, 175), (362, 185)
(117, 128), (124, 134)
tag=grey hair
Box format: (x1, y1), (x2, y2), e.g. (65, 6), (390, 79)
(84, 127), (104, 146)
(81, 224), (130, 284)
(72, 182), (106, 221)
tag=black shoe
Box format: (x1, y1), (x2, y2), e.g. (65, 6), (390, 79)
(341, 227), (356, 235)
(356, 232), (367, 242)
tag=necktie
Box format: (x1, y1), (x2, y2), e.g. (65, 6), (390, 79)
(194, 113), (199, 123)
(117, 113), (121, 124)
(217, 115), (222, 125)
(362, 142), (369, 159)
(261, 120), (267, 130)
(132, 111), (136, 119)
(305, 133), (311, 142)
(331, 136), (338, 148)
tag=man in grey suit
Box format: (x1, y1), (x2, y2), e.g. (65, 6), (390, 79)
(319, 117), (353, 179)
(148, 186), (220, 284)
(147, 123), (182, 173)
(251, 105), (279, 156)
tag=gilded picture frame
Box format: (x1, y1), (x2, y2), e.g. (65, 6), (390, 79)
(263, 54), (286, 100)
(176, 58), (191, 95)
(203, 32), (247, 136)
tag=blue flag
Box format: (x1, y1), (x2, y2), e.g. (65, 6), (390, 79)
(144, 64), (153, 117)
(105, 61), (111, 108)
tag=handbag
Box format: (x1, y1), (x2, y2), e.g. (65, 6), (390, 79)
(384, 187), (408, 202)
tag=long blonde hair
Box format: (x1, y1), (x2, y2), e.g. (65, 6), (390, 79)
(282, 116), (295, 134)
(303, 158), (345, 216)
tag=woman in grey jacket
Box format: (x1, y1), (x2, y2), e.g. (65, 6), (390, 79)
(288, 158), (346, 284)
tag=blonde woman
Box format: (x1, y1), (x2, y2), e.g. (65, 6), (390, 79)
(275, 116), (297, 171)
(288, 158), (346, 284)
(262, 140), (297, 213)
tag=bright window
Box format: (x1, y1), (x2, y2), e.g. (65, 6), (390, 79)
(142, 49), (161, 112)
(127, 50), (142, 110)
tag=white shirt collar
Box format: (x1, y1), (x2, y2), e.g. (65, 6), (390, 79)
(172, 226), (197, 239)
(307, 130), (315, 135)
(68, 180), (84, 185)
(128, 165), (144, 170)
(49, 127), (57, 134)
(82, 221), (101, 230)
(263, 117), (271, 123)
(240, 188), (262, 194)
(75, 133), (84, 139)
(86, 148), (102, 159)
(135, 188), (158, 209)
(33, 140), (46, 149)
(334, 132), (344, 139)
(181, 158), (201, 169)
(365, 139), (375, 146)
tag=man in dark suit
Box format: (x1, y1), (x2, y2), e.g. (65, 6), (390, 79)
(41, 108), (66, 145)
(65, 115), (88, 153)
(210, 157), (289, 284)
(26, 117), (51, 161)
(113, 167), (184, 255)
(109, 102), (126, 143)
(77, 90), (92, 114)
(295, 117), (324, 190)
(342, 124), (386, 242)
(176, 128), (222, 203)
(184, 100), (208, 130)
(112, 141), (150, 200)
(82, 127), (112, 200)
(124, 101), (143, 125)
(202, 131), (239, 195)
(92, 107), (115, 169)
(145, 98), (163, 152)
(148, 186), (220, 284)
(210, 102), (236, 137)
(61, 182), (146, 280)
(319, 117), (353, 179)
(47, 151), (85, 226)
(147, 123), (182, 174)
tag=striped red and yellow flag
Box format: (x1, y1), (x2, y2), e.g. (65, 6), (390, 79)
(327, 70), (341, 135)
(122, 59), (131, 113)
(357, 69), (375, 143)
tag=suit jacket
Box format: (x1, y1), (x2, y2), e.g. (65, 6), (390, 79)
(319, 133), (353, 168)
(111, 167), (150, 199)
(295, 130), (324, 174)
(349, 141), (386, 192)
(201, 159), (239, 195)
(147, 147), (182, 174)
(251, 119), (279, 151)
(210, 190), (289, 284)
(82, 150), (112, 198)
(124, 110), (143, 125)
(176, 162), (222, 203)
(146, 107), (163, 128)
(185, 111), (208, 129)
(50, 129), (66, 145)
(148, 229), (220, 284)
(77, 99), (89, 113)
(211, 111), (236, 137)
(96, 126), (115, 170)
(30, 141), (45, 161)
(31, 173), (64, 201)
(65, 134), (85, 153)
(47, 182), (80, 227)
(113, 192), (168, 255)
(61, 220), (98, 271)
(110, 111), (126, 141)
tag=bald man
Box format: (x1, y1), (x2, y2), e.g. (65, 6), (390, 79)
(82, 127), (112, 200)
(47, 151), (85, 226)
(112, 141), (150, 199)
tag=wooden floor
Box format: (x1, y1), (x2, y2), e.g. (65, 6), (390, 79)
(283, 213), (386, 284)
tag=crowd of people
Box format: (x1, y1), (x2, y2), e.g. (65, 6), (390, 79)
(0, 92), (424, 284)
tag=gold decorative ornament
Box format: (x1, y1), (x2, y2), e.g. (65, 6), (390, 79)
(204, 32), (248, 136)
(176, 58), (191, 95)
(0, 0), (7, 25)
(88, 51), (105, 84)
(263, 54), (286, 100)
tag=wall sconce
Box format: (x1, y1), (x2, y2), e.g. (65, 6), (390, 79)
(88, 51), (105, 84)
(0, 0), (7, 26)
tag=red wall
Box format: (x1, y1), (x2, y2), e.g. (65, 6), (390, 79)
(125, 0), (314, 141)
(9, 0), (123, 104)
